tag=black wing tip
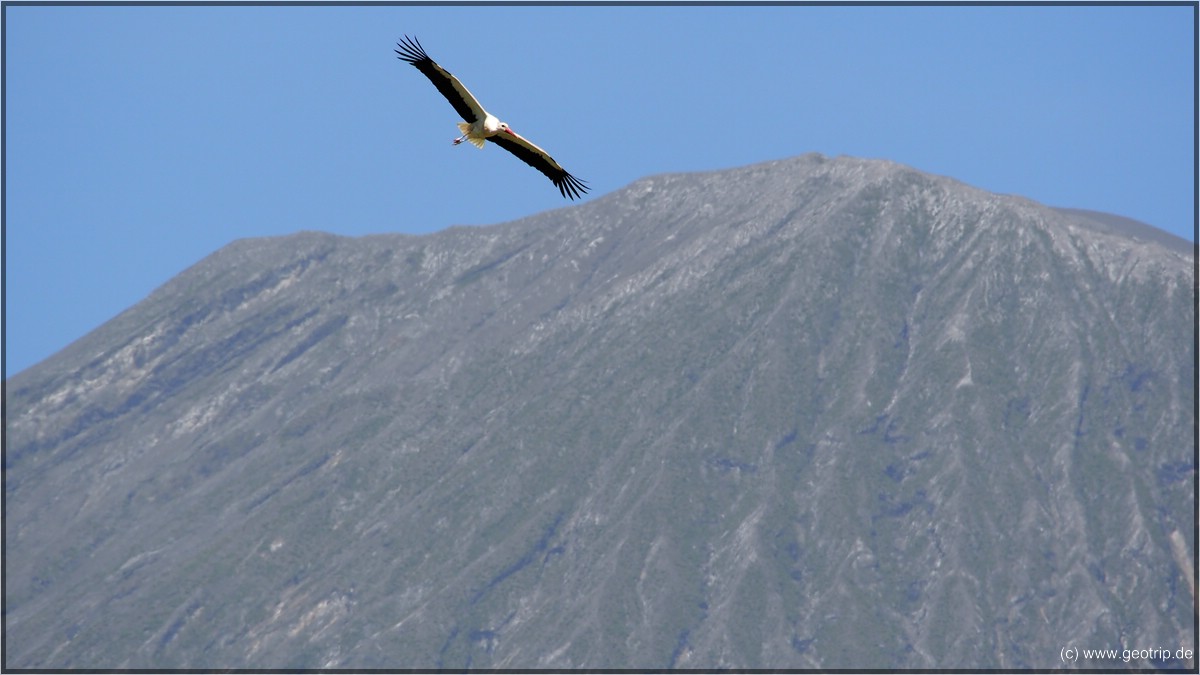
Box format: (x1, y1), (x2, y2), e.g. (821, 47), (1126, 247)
(556, 173), (590, 201)
(395, 34), (429, 65)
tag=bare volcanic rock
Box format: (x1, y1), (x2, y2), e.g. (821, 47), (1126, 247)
(5, 154), (1194, 669)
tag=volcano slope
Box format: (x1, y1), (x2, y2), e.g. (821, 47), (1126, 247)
(5, 154), (1195, 669)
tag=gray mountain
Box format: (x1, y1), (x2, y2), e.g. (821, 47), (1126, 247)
(5, 154), (1195, 669)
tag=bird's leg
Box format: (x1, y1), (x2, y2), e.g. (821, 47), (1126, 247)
(452, 133), (468, 145)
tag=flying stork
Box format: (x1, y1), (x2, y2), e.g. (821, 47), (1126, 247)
(395, 35), (589, 201)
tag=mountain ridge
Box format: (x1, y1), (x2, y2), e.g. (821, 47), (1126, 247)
(5, 153), (1194, 669)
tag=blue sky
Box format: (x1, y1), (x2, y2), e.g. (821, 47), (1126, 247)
(4, 3), (1195, 376)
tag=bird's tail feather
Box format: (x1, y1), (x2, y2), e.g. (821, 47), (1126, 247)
(457, 122), (486, 149)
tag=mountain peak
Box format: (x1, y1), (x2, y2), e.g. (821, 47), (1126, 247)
(6, 155), (1194, 669)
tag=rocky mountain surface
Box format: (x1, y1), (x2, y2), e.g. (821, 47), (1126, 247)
(5, 154), (1195, 669)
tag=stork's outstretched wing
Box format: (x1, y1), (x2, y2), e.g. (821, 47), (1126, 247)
(395, 35), (485, 124)
(396, 35), (589, 200)
(489, 131), (589, 201)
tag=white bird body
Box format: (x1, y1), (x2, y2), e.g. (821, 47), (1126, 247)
(455, 114), (507, 149)
(395, 35), (588, 200)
